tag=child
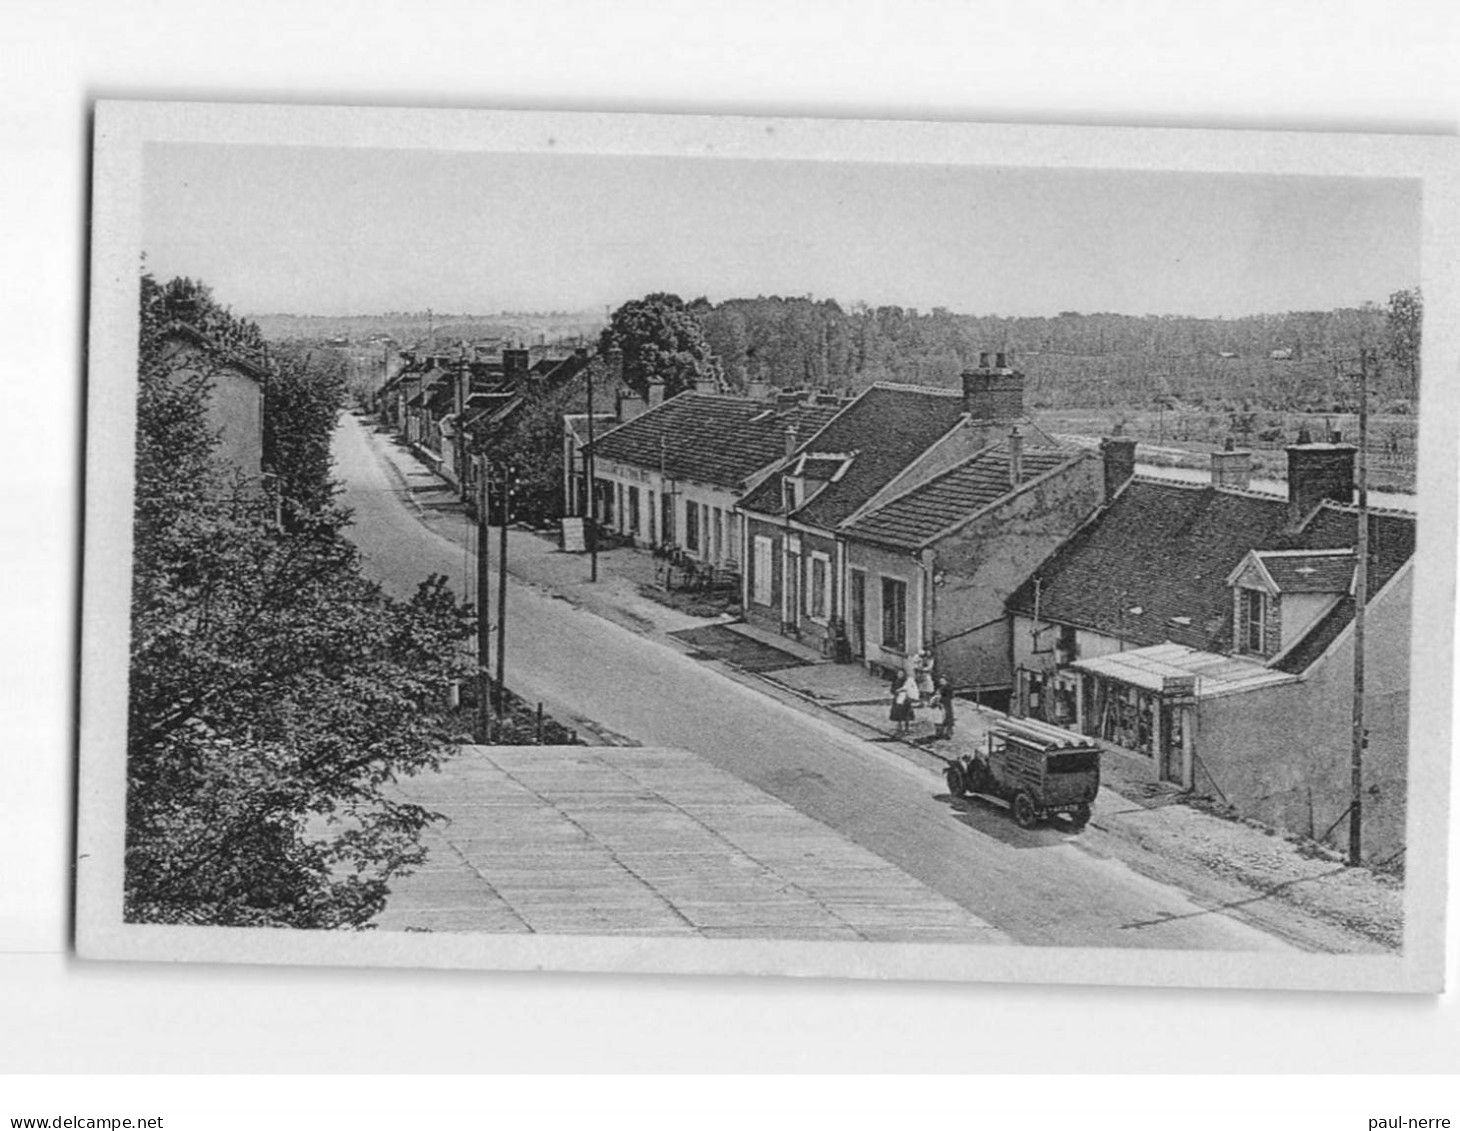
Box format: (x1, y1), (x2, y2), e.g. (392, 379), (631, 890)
(934, 677), (955, 740)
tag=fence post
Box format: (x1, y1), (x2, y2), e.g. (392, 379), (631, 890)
(536, 702), (544, 745)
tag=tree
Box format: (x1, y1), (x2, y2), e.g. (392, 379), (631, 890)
(127, 275), (475, 928)
(1386, 287), (1422, 396)
(487, 372), (591, 526)
(265, 343), (348, 520)
(600, 292), (721, 398)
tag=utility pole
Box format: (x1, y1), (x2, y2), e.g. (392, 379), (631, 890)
(475, 464), (492, 744)
(586, 360), (598, 582)
(1350, 348), (1372, 865)
(495, 462), (511, 720)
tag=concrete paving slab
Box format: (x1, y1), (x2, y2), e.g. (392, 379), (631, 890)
(376, 744), (1007, 944)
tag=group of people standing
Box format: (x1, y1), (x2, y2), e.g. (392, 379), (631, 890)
(889, 649), (955, 740)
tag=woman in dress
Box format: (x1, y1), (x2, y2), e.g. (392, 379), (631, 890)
(913, 650), (936, 703)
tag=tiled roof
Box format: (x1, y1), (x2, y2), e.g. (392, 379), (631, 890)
(1006, 479), (1415, 671)
(1255, 550), (1355, 593)
(589, 393), (841, 490)
(739, 384), (967, 526)
(844, 442), (1082, 548)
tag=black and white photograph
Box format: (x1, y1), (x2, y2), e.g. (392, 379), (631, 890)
(75, 101), (1456, 993)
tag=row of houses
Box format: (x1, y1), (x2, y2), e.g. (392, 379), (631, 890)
(572, 353), (1414, 859)
(377, 342), (593, 510)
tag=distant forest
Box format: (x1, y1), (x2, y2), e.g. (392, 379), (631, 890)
(686, 294), (1420, 413)
(250, 310), (604, 350)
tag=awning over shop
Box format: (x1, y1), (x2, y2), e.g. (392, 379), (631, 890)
(1070, 642), (1296, 699)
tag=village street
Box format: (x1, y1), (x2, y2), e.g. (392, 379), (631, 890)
(332, 409), (1386, 953)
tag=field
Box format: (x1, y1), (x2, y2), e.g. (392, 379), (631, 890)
(1035, 406), (1418, 494)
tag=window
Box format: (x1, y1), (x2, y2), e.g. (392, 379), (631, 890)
(783, 479), (798, 511)
(1240, 588), (1266, 654)
(1057, 623), (1077, 664)
(685, 500), (700, 552)
(808, 553), (830, 620)
(628, 485), (641, 536)
(881, 577), (907, 650)
(752, 535), (774, 606)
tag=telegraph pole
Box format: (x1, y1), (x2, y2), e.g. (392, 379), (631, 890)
(586, 360), (598, 582)
(495, 463), (511, 720)
(475, 464), (492, 744)
(1350, 348), (1372, 865)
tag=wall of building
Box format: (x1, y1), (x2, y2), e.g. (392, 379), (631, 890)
(847, 540), (924, 677)
(743, 516), (785, 635)
(1196, 566), (1410, 861)
(592, 458), (742, 566)
(161, 341), (265, 480)
(209, 366), (265, 479)
(787, 528), (842, 654)
(931, 458), (1104, 688)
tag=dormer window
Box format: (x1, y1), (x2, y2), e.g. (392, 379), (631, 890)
(783, 478), (799, 511)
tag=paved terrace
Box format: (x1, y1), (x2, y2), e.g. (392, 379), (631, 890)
(375, 745), (1008, 944)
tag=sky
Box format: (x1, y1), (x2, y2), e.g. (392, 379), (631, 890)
(141, 143), (1422, 320)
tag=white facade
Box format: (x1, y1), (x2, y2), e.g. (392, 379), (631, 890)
(593, 456), (742, 567)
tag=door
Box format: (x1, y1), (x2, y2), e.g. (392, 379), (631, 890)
(849, 570), (866, 659)
(1159, 702), (1188, 785)
(784, 551), (801, 634)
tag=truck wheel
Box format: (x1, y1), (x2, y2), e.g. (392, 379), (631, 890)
(1012, 792), (1038, 829)
(944, 764), (966, 798)
(1068, 803), (1092, 830)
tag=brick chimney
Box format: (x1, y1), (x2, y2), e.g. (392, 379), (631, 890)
(606, 344), (624, 389)
(1100, 436), (1137, 501)
(695, 376), (720, 395)
(745, 380), (771, 401)
(617, 390), (646, 423)
(962, 353), (1024, 425)
(1211, 438), (1253, 491)
(1008, 425), (1024, 487)
(647, 379), (666, 409)
(503, 348), (530, 382)
(785, 423), (800, 458)
(1287, 435), (1355, 526)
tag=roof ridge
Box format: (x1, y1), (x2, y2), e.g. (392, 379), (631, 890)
(1316, 499), (1417, 521)
(869, 381), (962, 397)
(1255, 547), (1355, 558)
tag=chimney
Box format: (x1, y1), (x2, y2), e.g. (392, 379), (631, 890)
(694, 376), (720, 395)
(785, 423), (799, 458)
(1101, 436), (1137, 501)
(1210, 438), (1253, 492)
(1008, 426), (1024, 487)
(454, 357), (470, 419)
(962, 355), (1024, 424)
(606, 344), (624, 389)
(617, 390), (646, 423)
(746, 380), (771, 401)
(1287, 437), (1356, 526)
(503, 348), (530, 382)
(647, 379), (666, 409)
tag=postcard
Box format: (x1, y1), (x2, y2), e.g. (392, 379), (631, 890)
(77, 100), (1457, 991)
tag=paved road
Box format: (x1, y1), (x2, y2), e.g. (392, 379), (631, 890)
(334, 412), (1294, 951)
